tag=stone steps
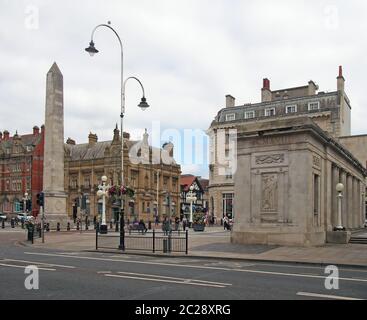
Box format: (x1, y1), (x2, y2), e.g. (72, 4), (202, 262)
(349, 237), (367, 244)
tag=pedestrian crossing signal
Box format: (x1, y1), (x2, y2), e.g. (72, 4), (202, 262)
(36, 192), (44, 207)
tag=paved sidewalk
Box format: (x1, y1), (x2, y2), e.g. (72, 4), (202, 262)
(20, 227), (367, 267)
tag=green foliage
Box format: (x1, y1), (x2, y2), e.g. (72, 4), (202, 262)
(193, 211), (205, 225)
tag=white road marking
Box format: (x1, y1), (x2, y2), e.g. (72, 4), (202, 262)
(97, 271), (112, 274)
(0, 263), (56, 271)
(24, 252), (367, 283)
(116, 271), (232, 286)
(3, 259), (75, 269)
(105, 274), (227, 288)
(297, 292), (364, 300)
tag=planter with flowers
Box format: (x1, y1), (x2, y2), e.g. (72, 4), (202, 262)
(193, 211), (205, 232)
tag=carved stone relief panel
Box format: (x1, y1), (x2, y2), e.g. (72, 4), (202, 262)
(261, 173), (278, 212)
(252, 151), (288, 168)
(256, 154), (284, 165)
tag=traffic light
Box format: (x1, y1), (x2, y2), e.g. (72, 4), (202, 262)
(26, 199), (32, 212)
(19, 201), (24, 212)
(36, 192), (44, 207)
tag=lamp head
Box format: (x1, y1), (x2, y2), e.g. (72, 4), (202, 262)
(85, 41), (99, 56)
(101, 175), (108, 182)
(24, 192), (28, 197)
(189, 185), (194, 191)
(336, 183), (344, 193)
(138, 97), (149, 111)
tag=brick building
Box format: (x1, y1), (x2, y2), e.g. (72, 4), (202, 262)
(0, 126), (44, 217)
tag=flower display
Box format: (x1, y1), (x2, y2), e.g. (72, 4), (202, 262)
(107, 185), (135, 199)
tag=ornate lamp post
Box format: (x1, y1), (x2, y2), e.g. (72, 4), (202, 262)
(186, 186), (197, 228)
(85, 21), (150, 249)
(334, 183), (345, 231)
(23, 192), (29, 214)
(97, 176), (109, 234)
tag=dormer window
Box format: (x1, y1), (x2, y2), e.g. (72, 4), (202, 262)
(265, 108), (276, 117)
(308, 101), (320, 111)
(244, 111), (255, 119)
(286, 105), (297, 113)
(225, 113), (236, 122)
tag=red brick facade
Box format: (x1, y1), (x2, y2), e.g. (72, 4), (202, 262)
(0, 126), (44, 217)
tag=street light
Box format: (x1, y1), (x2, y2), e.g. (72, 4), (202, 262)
(97, 175), (109, 234)
(85, 21), (150, 250)
(23, 192), (29, 214)
(186, 185), (197, 228)
(334, 183), (345, 231)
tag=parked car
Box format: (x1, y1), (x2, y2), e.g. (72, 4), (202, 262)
(17, 213), (32, 222)
(0, 213), (7, 221)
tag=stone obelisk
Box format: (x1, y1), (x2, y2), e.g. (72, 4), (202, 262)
(43, 62), (68, 228)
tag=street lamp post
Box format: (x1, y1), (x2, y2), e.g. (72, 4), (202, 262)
(186, 186), (197, 228)
(97, 176), (109, 234)
(156, 170), (160, 221)
(334, 183), (345, 231)
(85, 21), (150, 250)
(23, 192), (28, 214)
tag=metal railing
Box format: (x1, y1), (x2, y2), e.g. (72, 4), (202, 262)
(96, 229), (188, 254)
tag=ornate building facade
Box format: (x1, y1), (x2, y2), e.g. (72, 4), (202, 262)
(0, 126), (44, 216)
(64, 127), (181, 223)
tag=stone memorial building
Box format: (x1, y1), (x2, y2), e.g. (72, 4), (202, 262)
(208, 66), (367, 246)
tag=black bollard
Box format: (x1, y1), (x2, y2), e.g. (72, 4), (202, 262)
(56, 222), (60, 231)
(67, 222), (70, 231)
(21, 220), (24, 229)
(11, 218), (15, 228)
(46, 223), (50, 232)
(76, 221), (80, 231)
(1, 219), (4, 229)
(148, 220), (152, 230)
(110, 221), (113, 229)
(38, 224), (42, 237)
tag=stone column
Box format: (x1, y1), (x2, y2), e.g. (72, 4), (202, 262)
(325, 161), (333, 231)
(361, 182), (366, 227)
(353, 178), (358, 229)
(331, 165), (339, 228)
(346, 174), (353, 229)
(340, 170), (347, 228)
(43, 63), (68, 228)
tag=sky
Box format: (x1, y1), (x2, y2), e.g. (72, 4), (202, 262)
(1, 0), (367, 179)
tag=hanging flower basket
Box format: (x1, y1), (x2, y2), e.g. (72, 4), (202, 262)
(108, 185), (135, 201)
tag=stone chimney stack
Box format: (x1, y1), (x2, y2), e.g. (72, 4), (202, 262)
(337, 65), (345, 92)
(33, 126), (40, 135)
(88, 132), (98, 146)
(3, 130), (9, 140)
(66, 138), (76, 145)
(308, 80), (318, 96)
(225, 95), (235, 108)
(261, 78), (272, 102)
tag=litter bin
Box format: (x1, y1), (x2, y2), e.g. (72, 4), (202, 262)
(27, 224), (34, 243)
(163, 239), (168, 253)
(163, 238), (172, 253)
